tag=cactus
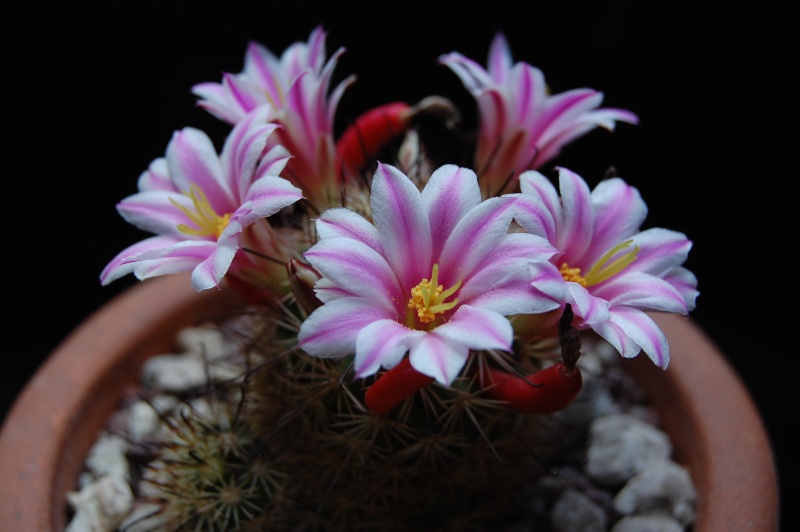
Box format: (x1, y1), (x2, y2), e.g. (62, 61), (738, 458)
(131, 288), (572, 531)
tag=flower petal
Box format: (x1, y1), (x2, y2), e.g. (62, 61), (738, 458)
(191, 244), (238, 291)
(115, 190), (196, 237)
(435, 305), (514, 352)
(459, 234), (564, 314)
(298, 297), (395, 358)
(422, 164), (481, 253)
(439, 195), (517, 283)
(238, 174), (303, 226)
(408, 332), (469, 386)
(509, 192), (557, 243)
(125, 240), (221, 283)
(440, 34), (638, 195)
(487, 32), (513, 82)
(664, 267), (699, 311)
(628, 228), (693, 277)
(136, 158), (173, 192)
(565, 282), (610, 326)
(218, 105), (278, 199)
(312, 277), (353, 303)
(100, 235), (183, 285)
(303, 237), (401, 309)
(354, 320), (425, 378)
(586, 177), (647, 261)
(595, 272), (690, 314)
(437, 52), (494, 93)
(315, 207), (382, 253)
(166, 128), (234, 213)
(519, 171), (562, 223)
(370, 163), (432, 288)
(608, 307), (670, 368)
(556, 167), (594, 261)
(590, 316), (641, 360)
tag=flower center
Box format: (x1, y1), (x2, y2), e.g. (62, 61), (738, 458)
(560, 239), (639, 287)
(171, 184), (232, 239)
(407, 264), (461, 325)
(559, 263), (587, 286)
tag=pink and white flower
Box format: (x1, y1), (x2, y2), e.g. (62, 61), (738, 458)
(513, 167), (699, 368)
(100, 105), (303, 291)
(439, 33), (638, 197)
(297, 162), (565, 386)
(192, 25), (355, 210)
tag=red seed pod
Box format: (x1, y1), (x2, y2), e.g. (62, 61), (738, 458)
(364, 357), (434, 415)
(481, 363), (582, 414)
(336, 101), (411, 175)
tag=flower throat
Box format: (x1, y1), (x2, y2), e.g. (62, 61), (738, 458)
(171, 184), (232, 239)
(408, 264), (461, 326)
(560, 239), (639, 287)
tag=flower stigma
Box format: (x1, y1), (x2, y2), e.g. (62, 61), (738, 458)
(171, 184), (232, 239)
(560, 239), (639, 287)
(407, 264), (462, 326)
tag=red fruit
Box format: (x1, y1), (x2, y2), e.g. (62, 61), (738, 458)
(364, 357), (434, 415)
(481, 363), (582, 414)
(336, 102), (411, 175)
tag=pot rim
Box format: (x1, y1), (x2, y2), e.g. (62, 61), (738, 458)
(0, 274), (779, 530)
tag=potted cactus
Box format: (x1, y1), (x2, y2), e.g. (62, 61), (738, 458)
(0, 26), (778, 531)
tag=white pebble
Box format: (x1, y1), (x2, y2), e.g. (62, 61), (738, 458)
(551, 488), (607, 532)
(85, 432), (129, 480)
(586, 414), (671, 486)
(66, 475), (133, 532)
(613, 459), (697, 526)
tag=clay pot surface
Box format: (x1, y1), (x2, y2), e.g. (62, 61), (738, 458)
(0, 274), (779, 531)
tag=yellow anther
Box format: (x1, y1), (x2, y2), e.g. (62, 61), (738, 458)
(171, 184), (232, 239)
(560, 263), (587, 287)
(407, 264), (462, 324)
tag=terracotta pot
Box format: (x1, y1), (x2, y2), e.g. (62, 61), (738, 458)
(0, 274), (779, 531)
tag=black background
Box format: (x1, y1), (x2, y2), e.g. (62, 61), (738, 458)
(5, 2), (794, 528)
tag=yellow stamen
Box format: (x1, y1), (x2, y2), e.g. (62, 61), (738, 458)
(171, 184), (232, 239)
(560, 240), (639, 287)
(407, 264), (462, 324)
